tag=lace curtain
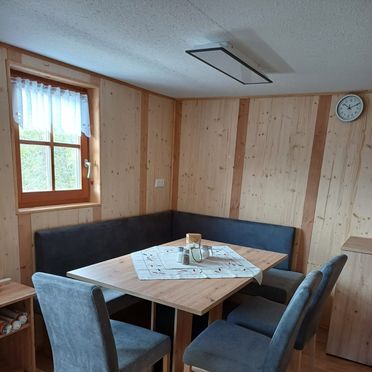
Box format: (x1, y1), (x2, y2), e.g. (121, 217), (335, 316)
(11, 77), (91, 138)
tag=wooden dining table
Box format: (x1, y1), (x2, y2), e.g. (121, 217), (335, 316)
(67, 238), (287, 372)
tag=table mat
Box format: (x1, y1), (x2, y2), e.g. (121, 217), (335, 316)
(131, 245), (262, 283)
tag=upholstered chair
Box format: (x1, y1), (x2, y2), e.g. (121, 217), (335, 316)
(33, 272), (171, 372)
(227, 254), (347, 371)
(183, 270), (322, 372)
(238, 267), (305, 304)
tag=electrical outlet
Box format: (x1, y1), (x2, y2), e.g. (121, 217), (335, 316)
(154, 178), (165, 188)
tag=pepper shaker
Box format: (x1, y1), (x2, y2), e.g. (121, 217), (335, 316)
(182, 249), (190, 265)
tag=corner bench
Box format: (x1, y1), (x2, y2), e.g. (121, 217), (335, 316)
(34, 210), (302, 313)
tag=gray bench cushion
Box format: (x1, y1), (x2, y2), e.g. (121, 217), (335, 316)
(172, 211), (295, 270)
(239, 268), (305, 304)
(102, 289), (141, 315)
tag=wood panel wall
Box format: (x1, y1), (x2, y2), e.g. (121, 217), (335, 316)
(146, 95), (174, 214)
(177, 99), (239, 217)
(0, 47), (20, 280)
(1, 43), (371, 291)
(0, 44), (175, 283)
(308, 93), (372, 270)
(239, 96), (318, 227)
(175, 93), (372, 273)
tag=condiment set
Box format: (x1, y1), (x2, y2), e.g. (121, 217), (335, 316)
(176, 233), (212, 265)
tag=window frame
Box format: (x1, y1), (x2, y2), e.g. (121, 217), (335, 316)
(11, 70), (91, 208)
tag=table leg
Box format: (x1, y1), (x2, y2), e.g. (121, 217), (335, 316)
(151, 302), (157, 331)
(172, 309), (193, 372)
(208, 302), (223, 325)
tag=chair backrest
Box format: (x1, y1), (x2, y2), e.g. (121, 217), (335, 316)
(32, 272), (119, 372)
(295, 254), (347, 349)
(263, 270), (322, 372)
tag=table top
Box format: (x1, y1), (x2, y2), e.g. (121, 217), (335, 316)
(67, 239), (286, 315)
(0, 282), (35, 307)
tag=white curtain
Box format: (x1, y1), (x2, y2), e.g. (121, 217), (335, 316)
(11, 77), (91, 137)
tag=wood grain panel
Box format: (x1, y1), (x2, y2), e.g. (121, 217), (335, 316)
(20, 54), (92, 84)
(308, 94), (370, 270)
(146, 94), (174, 213)
(88, 84), (101, 205)
(18, 214), (32, 285)
(31, 208), (93, 232)
(350, 94), (372, 237)
(140, 92), (149, 214)
(239, 96), (319, 227)
(177, 99), (239, 217)
(92, 206), (102, 222)
(296, 95), (332, 272)
(171, 101), (182, 210)
(100, 79), (141, 219)
(229, 98), (250, 218)
(0, 47), (20, 280)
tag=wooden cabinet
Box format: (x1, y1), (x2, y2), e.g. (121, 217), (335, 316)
(326, 237), (372, 366)
(0, 282), (35, 372)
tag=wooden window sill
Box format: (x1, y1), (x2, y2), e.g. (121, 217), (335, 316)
(17, 202), (101, 215)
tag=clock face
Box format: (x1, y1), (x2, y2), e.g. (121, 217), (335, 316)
(335, 94), (364, 122)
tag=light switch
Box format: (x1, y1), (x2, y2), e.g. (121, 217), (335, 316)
(154, 178), (165, 188)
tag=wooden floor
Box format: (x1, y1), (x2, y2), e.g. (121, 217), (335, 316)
(301, 327), (370, 372)
(36, 326), (369, 372)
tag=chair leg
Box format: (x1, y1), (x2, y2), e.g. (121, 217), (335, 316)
(183, 364), (192, 372)
(163, 353), (170, 372)
(287, 349), (302, 372)
(303, 334), (316, 372)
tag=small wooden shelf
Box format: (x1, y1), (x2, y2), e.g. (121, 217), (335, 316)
(0, 282), (36, 372)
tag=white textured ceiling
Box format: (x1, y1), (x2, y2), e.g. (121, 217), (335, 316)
(0, 0), (371, 98)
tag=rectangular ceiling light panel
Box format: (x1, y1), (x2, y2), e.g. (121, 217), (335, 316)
(186, 46), (272, 85)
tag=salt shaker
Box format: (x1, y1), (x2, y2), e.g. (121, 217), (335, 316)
(177, 247), (184, 263)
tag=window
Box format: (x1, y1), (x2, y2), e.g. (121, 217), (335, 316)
(11, 71), (91, 208)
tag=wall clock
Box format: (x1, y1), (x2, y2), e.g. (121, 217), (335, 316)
(335, 94), (364, 122)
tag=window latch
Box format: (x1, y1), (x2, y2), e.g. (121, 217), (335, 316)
(84, 159), (91, 179)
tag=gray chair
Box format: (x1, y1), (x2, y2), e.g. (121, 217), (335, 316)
(183, 270), (322, 372)
(227, 255), (347, 370)
(102, 288), (141, 315)
(32, 272), (171, 372)
(238, 267), (305, 304)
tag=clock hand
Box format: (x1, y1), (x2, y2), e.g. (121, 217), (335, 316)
(350, 102), (361, 108)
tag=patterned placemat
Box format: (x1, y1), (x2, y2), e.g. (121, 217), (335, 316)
(131, 245), (262, 282)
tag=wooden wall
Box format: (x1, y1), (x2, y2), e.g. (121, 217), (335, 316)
(1, 43), (371, 289)
(177, 99), (239, 216)
(308, 93), (372, 270)
(0, 45), (175, 283)
(174, 93), (372, 273)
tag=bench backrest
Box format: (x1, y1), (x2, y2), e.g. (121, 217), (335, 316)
(35, 210), (295, 276)
(172, 211), (295, 270)
(35, 211), (173, 276)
